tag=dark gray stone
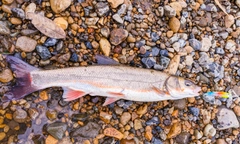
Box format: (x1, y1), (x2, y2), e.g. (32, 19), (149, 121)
(47, 122), (67, 140)
(36, 45), (51, 60)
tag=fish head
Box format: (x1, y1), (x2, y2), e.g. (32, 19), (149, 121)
(166, 76), (201, 98)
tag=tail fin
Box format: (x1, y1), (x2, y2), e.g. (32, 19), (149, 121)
(2, 56), (39, 102)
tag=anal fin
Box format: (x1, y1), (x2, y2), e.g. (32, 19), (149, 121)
(103, 97), (120, 106)
(62, 87), (87, 101)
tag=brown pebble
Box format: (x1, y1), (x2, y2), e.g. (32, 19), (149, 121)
(39, 90), (49, 100)
(233, 106), (240, 116)
(216, 139), (227, 144)
(54, 17), (68, 30)
(2, 0), (13, 4)
(0, 132), (6, 141)
(167, 122), (181, 138)
(145, 126), (153, 141)
(169, 17), (180, 33)
(100, 111), (112, 123)
(187, 97), (195, 103)
(9, 17), (22, 25)
(104, 127), (124, 140)
(0, 69), (13, 83)
(45, 135), (58, 144)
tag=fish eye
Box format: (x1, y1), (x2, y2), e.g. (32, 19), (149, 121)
(185, 80), (193, 86)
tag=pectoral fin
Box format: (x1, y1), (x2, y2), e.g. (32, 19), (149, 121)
(62, 87), (87, 101)
(152, 86), (170, 97)
(103, 97), (120, 106)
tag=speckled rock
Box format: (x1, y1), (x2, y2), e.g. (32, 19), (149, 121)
(110, 28), (128, 45)
(95, 2), (109, 17)
(50, 0), (71, 13)
(11, 8), (25, 19)
(100, 111), (112, 123)
(16, 36), (37, 52)
(104, 127), (124, 140)
(189, 38), (202, 51)
(217, 107), (239, 130)
(85, 17), (99, 26)
(201, 38), (211, 52)
(0, 21), (10, 35)
(164, 5), (176, 18)
(36, 45), (51, 60)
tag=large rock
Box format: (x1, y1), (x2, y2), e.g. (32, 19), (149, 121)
(217, 107), (239, 130)
(47, 122), (67, 140)
(110, 28), (128, 45)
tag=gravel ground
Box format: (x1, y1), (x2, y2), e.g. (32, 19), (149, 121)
(0, 0), (240, 143)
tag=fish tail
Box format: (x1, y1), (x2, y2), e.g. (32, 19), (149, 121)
(2, 56), (39, 102)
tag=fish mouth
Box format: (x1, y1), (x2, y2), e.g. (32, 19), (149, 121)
(193, 86), (202, 95)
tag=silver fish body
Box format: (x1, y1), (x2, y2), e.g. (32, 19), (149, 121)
(3, 56), (201, 105)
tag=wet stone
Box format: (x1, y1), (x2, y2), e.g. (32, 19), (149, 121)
(189, 38), (202, 51)
(44, 38), (58, 47)
(13, 108), (27, 123)
(11, 8), (25, 19)
(72, 113), (88, 122)
(47, 122), (67, 140)
(71, 122), (100, 142)
(95, 2), (109, 17)
(141, 57), (156, 68)
(188, 107), (199, 116)
(176, 132), (190, 144)
(146, 117), (160, 125)
(36, 45), (51, 60)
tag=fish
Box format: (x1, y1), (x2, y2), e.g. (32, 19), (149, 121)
(2, 55), (201, 106)
(203, 91), (230, 99)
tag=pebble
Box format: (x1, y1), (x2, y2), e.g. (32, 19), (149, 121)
(169, 17), (180, 33)
(215, 48), (225, 55)
(164, 54), (180, 75)
(173, 99), (186, 110)
(99, 38), (111, 56)
(0, 69), (13, 83)
(100, 111), (112, 123)
(113, 14), (124, 24)
(110, 28), (128, 45)
(203, 124), (216, 137)
(201, 38), (211, 52)
(36, 45), (52, 60)
(233, 106), (240, 116)
(225, 40), (236, 52)
(185, 55), (193, 66)
(217, 107), (239, 130)
(54, 17), (68, 30)
(45, 135), (58, 144)
(107, 0), (124, 8)
(47, 122), (67, 140)
(118, 4), (127, 15)
(104, 127), (124, 140)
(188, 107), (200, 116)
(151, 32), (159, 42)
(101, 27), (110, 38)
(198, 52), (211, 66)
(25, 3), (36, 15)
(225, 15), (235, 28)
(72, 122), (100, 142)
(2, 0), (13, 4)
(120, 139), (136, 144)
(44, 38), (58, 47)
(194, 130), (203, 139)
(16, 36), (37, 52)
(164, 5), (176, 18)
(46, 110), (57, 121)
(142, 57), (156, 68)
(159, 56), (170, 69)
(120, 112), (131, 125)
(0, 132), (6, 141)
(216, 139), (227, 144)
(145, 126), (153, 141)
(50, 0), (71, 13)
(9, 17), (22, 25)
(13, 109), (27, 123)
(127, 36), (136, 43)
(169, 2), (182, 15)
(95, 2), (109, 17)
(57, 53), (71, 64)
(134, 119), (143, 130)
(0, 21), (10, 35)
(201, 109), (211, 124)
(85, 17), (99, 26)
(175, 132), (190, 144)
(189, 38), (202, 51)
(167, 122), (181, 138)
(172, 42), (180, 52)
(11, 8), (25, 19)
